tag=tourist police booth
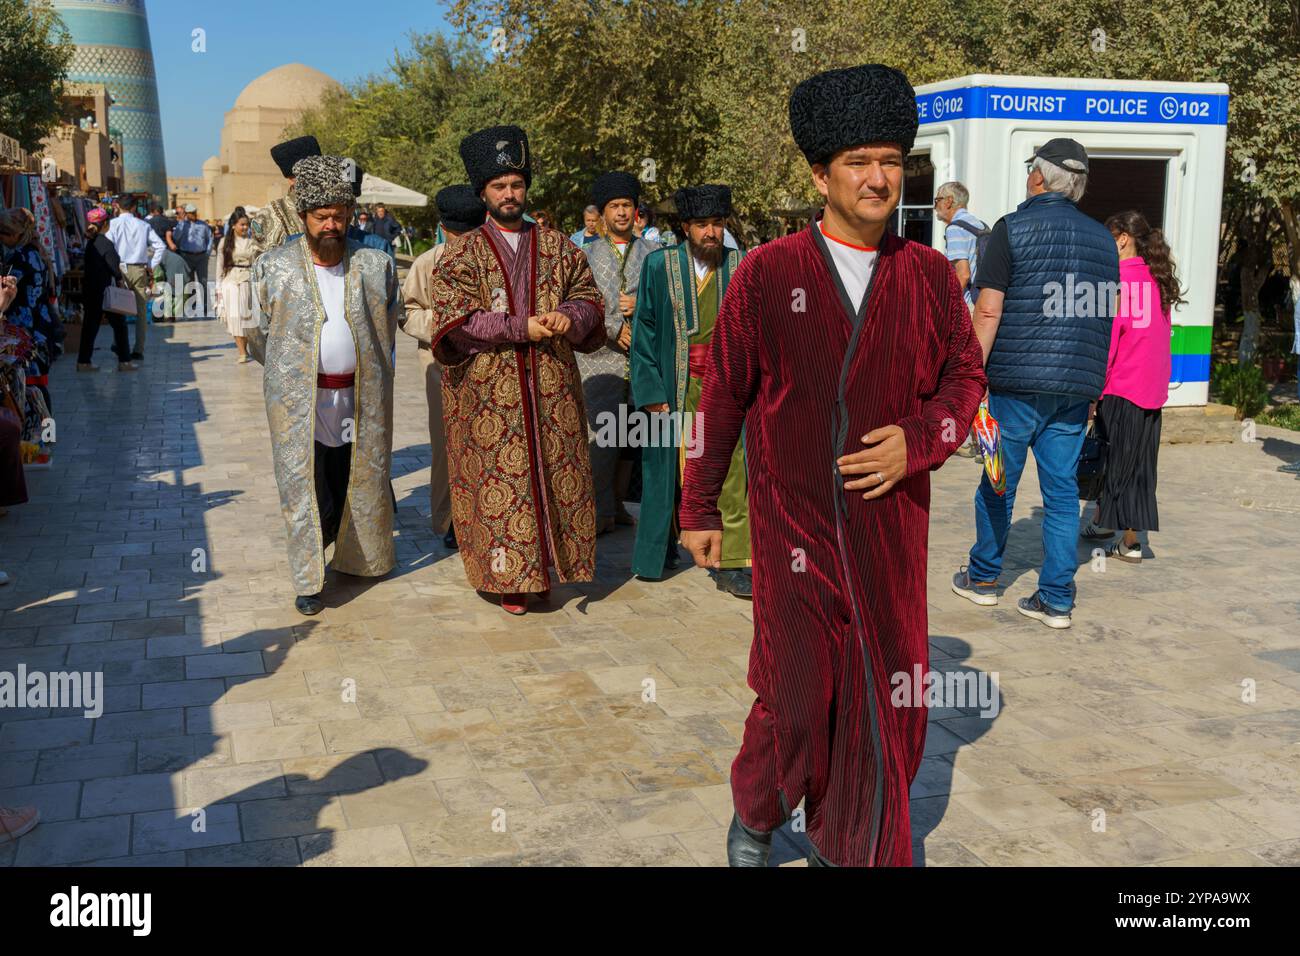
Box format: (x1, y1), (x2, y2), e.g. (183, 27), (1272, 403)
(900, 74), (1230, 408)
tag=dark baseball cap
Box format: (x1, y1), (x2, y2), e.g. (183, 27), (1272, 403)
(1027, 137), (1089, 173)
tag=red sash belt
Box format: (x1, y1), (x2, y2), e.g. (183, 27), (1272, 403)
(25, 375), (48, 387)
(316, 371), (355, 389)
(687, 343), (711, 379)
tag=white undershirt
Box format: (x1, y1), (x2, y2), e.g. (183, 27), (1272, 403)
(313, 261), (355, 448)
(498, 226), (522, 252)
(692, 256), (711, 281)
(817, 220), (878, 313)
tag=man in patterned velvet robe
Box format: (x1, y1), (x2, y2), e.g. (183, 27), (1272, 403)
(679, 66), (986, 866)
(429, 125), (605, 616)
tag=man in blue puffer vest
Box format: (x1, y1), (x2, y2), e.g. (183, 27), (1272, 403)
(952, 138), (1119, 630)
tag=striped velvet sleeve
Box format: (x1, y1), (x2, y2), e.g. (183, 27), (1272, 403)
(896, 265), (987, 476)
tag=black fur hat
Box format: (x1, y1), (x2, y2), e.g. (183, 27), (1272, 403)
(459, 125), (532, 194)
(673, 184), (732, 222)
(436, 185), (487, 234)
(271, 135), (321, 179)
(590, 171), (640, 212)
(788, 65), (917, 166)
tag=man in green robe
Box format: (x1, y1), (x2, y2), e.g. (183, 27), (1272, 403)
(629, 185), (751, 597)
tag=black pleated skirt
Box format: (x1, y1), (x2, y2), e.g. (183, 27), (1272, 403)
(1097, 395), (1161, 532)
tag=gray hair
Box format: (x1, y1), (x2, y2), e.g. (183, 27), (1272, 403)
(1032, 156), (1087, 202)
(583, 204), (599, 216)
(935, 181), (969, 208)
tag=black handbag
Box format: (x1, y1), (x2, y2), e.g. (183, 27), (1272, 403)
(1076, 416), (1108, 501)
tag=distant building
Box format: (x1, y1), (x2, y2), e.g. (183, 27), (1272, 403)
(40, 83), (124, 194)
(167, 177), (208, 218)
(51, 0), (167, 202)
(204, 64), (343, 222)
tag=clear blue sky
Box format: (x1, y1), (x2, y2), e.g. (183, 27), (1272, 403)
(146, 0), (452, 177)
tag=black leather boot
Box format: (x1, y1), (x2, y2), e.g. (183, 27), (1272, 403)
(714, 568), (753, 599)
(295, 593), (324, 616)
(726, 813), (772, 867)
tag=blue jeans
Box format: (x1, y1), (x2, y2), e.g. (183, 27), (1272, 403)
(967, 390), (1090, 611)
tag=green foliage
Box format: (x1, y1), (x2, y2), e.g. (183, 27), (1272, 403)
(0, 0), (74, 151)
(1257, 403), (1300, 431)
(1210, 360), (1270, 419)
(295, 0), (1299, 253)
(292, 32), (503, 231)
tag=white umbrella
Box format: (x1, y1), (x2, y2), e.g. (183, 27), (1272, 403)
(357, 172), (427, 207)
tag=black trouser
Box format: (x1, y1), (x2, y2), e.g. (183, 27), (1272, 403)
(78, 289), (131, 365)
(315, 441), (352, 547)
(180, 251), (209, 316)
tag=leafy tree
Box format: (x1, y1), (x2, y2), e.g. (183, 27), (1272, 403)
(973, 0), (1300, 357)
(0, 0), (74, 152)
(305, 0), (1299, 299)
(293, 33), (503, 231)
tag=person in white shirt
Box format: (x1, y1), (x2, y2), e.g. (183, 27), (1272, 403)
(106, 200), (166, 360)
(248, 156), (402, 616)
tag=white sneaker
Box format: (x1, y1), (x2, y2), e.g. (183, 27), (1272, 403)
(1017, 594), (1072, 629)
(1081, 520), (1114, 541)
(1106, 539), (1142, 564)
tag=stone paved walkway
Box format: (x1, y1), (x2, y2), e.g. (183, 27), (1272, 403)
(1, 313), (1298, 867)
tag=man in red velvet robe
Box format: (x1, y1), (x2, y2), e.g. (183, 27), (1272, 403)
(680, 65), (986, 867)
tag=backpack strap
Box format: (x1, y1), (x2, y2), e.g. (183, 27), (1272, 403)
(949, 218), (989, 237)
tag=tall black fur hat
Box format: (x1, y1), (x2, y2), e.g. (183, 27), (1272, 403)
(435, 185), (487, 233)
(460, 125), (532, 194)
(590, 171), (640, 212)
(788, 65), (917, 165)
(673, 184), (732, 222)
(271, 135), (321, 179)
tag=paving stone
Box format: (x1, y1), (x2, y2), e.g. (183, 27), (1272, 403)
(132, 803), (241, 854)
(81, 771), (183, 817)
(0, 781), (82, 822)
(14, 815), (131, 865)
(187, 837), (300, 867)
(239, 793), (346, 841)
(34, 742), (137, 783)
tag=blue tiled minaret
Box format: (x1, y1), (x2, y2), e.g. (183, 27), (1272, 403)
(51, 0), (167, 202)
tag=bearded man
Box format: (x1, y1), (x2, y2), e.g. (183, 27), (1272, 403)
(428, 125), (605, 616)
(249, 155), (402, 615)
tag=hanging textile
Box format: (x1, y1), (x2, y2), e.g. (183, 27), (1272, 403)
(27, 176), (66, 278)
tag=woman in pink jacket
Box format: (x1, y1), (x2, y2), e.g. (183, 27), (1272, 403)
(1083, 210), (1184, 562)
